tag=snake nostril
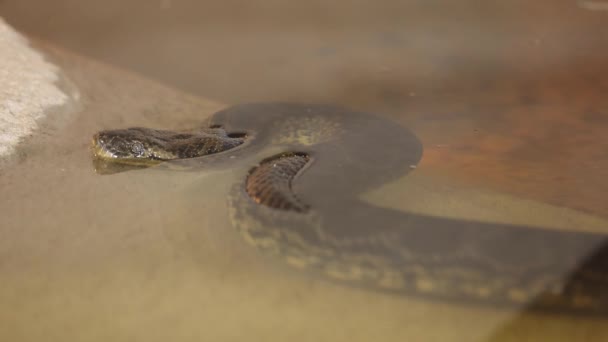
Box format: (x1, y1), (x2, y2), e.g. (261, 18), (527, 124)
(94, 132), (105, 144)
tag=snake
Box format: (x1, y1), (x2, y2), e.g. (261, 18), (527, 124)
(92, 103), (608, 314)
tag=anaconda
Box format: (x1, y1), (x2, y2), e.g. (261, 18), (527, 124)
(92, 103), (608, 313)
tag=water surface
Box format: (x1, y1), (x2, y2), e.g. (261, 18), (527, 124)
(1, 1), (608, 341)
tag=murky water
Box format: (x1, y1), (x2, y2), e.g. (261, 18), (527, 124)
(2, 1), (608, 341)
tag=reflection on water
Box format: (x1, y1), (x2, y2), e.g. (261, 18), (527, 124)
(1, 1), (608, 341)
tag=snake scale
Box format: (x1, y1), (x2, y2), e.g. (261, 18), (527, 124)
(92, 103), (608, 314)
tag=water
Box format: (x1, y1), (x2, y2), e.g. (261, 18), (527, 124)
(1, 1), (608, 341)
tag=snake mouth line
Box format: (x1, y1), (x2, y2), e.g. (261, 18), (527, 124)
(245, 152), (311, 213)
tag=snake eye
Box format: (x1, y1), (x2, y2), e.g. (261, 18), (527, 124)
(130, 141), (145, 157)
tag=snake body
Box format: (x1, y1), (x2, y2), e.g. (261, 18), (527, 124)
(93, 103), (608, 313)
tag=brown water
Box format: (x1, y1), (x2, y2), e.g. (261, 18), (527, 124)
(2, 1), (608, 341)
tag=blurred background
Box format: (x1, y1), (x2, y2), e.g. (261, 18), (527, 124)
(1, 0), (606, 105)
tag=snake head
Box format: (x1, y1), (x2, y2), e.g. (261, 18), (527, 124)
(91, 126), (247, 172)
(92, 128), (167, 165)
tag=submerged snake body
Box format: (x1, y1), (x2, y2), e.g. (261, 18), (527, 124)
(94, 103), (608, 313)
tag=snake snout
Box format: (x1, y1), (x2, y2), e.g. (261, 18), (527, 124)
(92, 130), (147, 160)
(92, 131), (115, 159)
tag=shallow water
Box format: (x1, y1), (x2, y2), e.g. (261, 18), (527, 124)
(2, 1), (608, 341)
